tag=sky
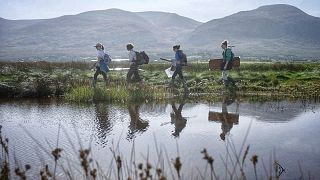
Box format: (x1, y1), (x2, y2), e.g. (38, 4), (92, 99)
(0, 0), (319, 22)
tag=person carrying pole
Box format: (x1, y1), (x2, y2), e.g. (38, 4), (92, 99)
(220, 40), (235, 86)
(171, 45), (187, 89)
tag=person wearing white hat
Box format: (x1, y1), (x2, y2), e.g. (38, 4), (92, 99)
(92, 43), (111, 88)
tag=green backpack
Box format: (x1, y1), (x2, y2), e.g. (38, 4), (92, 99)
(223, 48), (234, 62)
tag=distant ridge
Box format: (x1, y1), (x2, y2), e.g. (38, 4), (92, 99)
(186, 4), (320, 58)
(0, 4), (319, 60)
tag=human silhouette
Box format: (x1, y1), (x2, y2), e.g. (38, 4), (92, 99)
(170, 101), (187, 138)
(94, 103), (112, 145)
(127, 103), (149, 140)
(208, 88), (239, 141)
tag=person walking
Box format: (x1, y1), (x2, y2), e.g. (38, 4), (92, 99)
(220, 40), (235, 86)
(171, 45), (187, 88)
(92, 43), (111, 88)
(126, 43), (142, 83)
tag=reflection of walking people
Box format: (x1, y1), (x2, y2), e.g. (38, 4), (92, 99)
(94, 103), (112, 144)
(208, 88), (239, 141)
(92, 43), (111, 88)
(220, 40), (235, 86)
(127, 103), (149, 140)
(170, 45), (187, 88)
(220, 95), (234, 141)
(126, 43), (142, 83)
(170, 102), (187, 137)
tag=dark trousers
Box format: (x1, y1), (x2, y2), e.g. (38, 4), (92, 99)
(172, 66), (184, 80)
(127, 64), (141, 82)
(94, 67), (107, 81)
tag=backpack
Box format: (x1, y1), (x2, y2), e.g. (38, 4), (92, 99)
(103, 53), (112, 64)
(221, 49), (235, 70)
(223, 48), (234, 62)
(135, 51), (149, 65)
(182, 52), (187, 66)
(178, 50), (187, 66)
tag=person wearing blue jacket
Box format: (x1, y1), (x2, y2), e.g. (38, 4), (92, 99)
(92, 43), (110, 88)
(171, 45), (186, 88)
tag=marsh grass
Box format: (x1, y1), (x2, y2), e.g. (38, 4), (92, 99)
(1, 60), (320, 100)
(1, 123), (315, 179)
(65, 84), (167, 103)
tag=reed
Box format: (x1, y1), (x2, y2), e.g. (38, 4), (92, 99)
(65, 84), (167, 103)
(1, 125), (315, 179)
(1, 60), (320, 100)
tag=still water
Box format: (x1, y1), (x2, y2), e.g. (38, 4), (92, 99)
(1, 96), (320, 179)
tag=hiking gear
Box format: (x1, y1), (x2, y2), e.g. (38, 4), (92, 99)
(127, 43), (134, 50)
(181, 52), (187, 66)
(173, 45), (180, 50)
(135, 51), (149, 65)
(175, 50), (187, 66)
(96, 50), (111, 73)
(92, 79), (97, 88)
(221, 48), (234, 70)
(159, 58), (172, 62)
(94, 43), (103, 48)
(222, 48), (234, 62)
(104, 53), (112, 64)
(99, 60), (109, 73)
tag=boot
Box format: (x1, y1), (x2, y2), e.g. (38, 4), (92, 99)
(182, 79), (187, 87)
(92, 80), (97, 88)
(105, 79), (109, 86)
(182, 79), (188, 92)
(170, 79), (175, 86)
(223, 79), (229, 87)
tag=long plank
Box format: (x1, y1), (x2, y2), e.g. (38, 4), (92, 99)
(209, 57), (240, 70)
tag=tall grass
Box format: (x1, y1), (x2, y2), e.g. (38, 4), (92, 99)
(65, 84), (167, 103)
(1, 60), (320, 100)
(1, 125), (314, 179)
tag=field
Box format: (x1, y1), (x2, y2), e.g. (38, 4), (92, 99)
(1, 60), (320, 179)
(1, 60), (320, 102)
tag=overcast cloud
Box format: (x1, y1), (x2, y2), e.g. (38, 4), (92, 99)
(0, 0), (319, 22)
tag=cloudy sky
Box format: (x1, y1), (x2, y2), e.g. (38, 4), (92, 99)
(0, 0), (319, 22)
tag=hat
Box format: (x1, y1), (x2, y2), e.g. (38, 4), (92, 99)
(173, 45), (180, 49)
(221, 40), (228, 46)
(126, 43), (134, 50)
(94, 43), (103, 48)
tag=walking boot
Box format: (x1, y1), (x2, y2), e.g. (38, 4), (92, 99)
(169, 79), (175, 87)
(182, 79), (188, 92)
(92, 80), (97, 88)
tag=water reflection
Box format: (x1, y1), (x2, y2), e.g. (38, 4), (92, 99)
(94, 103), (112, 145)
(170, 100), (187, 138)
(127, 103), (149, 140)
(208, 88), (239, 140)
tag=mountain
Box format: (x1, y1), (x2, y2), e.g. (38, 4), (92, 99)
(0, 4), (320, 60)
(0, 9), (201, 60)
(186, 4), (320, 58)
(136, 11), (201, 41)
